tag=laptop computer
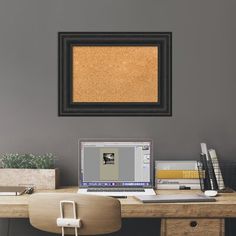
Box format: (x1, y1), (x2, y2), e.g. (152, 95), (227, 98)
(77, 139), (156, 197)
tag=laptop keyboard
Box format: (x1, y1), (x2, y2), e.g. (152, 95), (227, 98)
(87, 188), (145, 192)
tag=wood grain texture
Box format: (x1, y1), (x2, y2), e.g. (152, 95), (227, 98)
(29, 193), (121, 235)
(1, 188), (236, 219)
(72, 46), (158, 103)
(161, 219), (225, 236)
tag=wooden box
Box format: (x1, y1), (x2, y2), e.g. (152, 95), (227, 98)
(0, 168), (59, 189)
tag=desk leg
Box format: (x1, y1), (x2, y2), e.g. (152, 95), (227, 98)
(160, 218), (225, 236)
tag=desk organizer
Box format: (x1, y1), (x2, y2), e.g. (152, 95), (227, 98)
(197, 159), (235, 193)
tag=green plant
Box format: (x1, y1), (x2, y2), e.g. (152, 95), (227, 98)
(0, 153), (55, 169)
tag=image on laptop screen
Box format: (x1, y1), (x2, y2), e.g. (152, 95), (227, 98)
(79, 140), (153, 188)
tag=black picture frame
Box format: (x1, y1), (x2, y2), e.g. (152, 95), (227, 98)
(58, 32), (172, 116)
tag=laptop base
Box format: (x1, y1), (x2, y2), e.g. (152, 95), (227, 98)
(77, 188), (156, 196)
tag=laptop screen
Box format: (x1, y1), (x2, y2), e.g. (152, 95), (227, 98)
(79, 140), (153, 188)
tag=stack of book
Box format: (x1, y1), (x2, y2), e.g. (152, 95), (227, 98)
(155, 161), (202, 190)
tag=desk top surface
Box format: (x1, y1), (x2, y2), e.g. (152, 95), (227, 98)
(0, 187), (236, 218)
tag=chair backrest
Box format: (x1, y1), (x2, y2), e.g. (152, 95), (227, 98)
(29, 193), (121, 235)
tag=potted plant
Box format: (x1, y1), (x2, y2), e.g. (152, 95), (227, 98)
(0, 153), (59, 189)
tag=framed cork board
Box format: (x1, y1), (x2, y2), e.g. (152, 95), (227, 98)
(58, 32), (172, 116)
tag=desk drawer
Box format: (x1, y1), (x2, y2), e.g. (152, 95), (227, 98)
(161, 218), (224, 236)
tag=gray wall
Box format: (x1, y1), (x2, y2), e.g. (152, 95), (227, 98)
(0, 0), (235, 235)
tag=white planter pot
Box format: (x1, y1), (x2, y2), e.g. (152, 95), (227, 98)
(0, 168), (59, 189)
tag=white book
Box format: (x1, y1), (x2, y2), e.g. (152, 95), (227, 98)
(200, 143), (210, 160)
(209, 149), (225, 190)
(157, 179), (200, 185)
(156, 183), (201, 190)
(155, 161), (198, 170)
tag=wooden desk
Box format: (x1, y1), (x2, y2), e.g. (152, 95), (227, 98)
(0, 187), (236, 236)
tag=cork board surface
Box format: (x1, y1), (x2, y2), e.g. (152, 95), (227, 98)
(72, 46), (158, 103)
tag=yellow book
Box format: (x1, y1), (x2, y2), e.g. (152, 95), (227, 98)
(156, 170), (205, 179)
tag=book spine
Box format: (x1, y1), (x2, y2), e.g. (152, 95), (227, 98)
(200, 153), (212, 190)
(156, 179), (200, 184)
(201, 143), (215, 190)
(209, 149), (225, 190)
(156, 184), (201, 190)
(156, 170), (204, 179)
(155, 161), (198, 171)
(197, 160), (205, 191)
(206, 151), (218, 190)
